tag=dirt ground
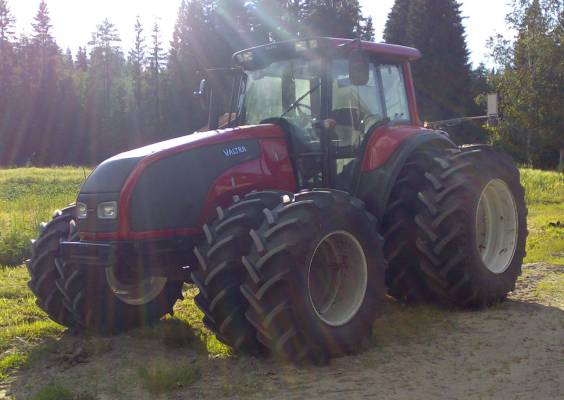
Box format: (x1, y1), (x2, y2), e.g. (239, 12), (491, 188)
(2, 263), (563, 400)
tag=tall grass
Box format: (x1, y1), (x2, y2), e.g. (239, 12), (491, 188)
(520, 168), (564, 205)
(0, 167), (88, 265)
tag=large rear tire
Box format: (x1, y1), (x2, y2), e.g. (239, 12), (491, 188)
(414, 146), (527, 307)
(241, 190), (386, 365)
(27, 207), (77, 328)
(192, 191), (289, 354)
(383, 149), (438, 303)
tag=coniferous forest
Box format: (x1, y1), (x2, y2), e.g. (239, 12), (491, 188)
(0, 0), (561, 169)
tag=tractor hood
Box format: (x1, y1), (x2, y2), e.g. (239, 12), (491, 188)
(81, 127), (257, 194)
(77, 125), (294, 240)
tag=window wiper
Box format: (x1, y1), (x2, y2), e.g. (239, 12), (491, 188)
(280, 82), (322, 118)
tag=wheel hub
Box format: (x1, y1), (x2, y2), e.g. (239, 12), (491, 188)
(307, 231), (368, 327)
(105, 264), (167, 306)
(475, 178), (518, 274)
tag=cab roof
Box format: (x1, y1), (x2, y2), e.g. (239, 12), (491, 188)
(233, 37), (421, 66)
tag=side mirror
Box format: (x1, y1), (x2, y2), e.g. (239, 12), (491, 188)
(193, 79), (209, 109)
(349, 49), (369, 86)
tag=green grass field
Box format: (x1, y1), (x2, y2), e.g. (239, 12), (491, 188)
(0, 166), (562, 390)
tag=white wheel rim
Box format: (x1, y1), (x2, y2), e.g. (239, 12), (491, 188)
(475, 179), (518, 274)
(307, 231), (368, 327)
(105, 267), (167, 306)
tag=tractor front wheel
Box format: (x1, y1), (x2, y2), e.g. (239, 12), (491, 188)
(27, 206), (77, 328)
(191, 191), (289, 354)
(241, 190), (386, 365)
(56, 259), (183, 334)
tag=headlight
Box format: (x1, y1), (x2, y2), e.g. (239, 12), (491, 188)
(76, 202), (88, 219)
(97, 201), (118, 220)
(295, 40), (308, 51)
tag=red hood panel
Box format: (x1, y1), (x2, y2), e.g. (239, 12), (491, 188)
(110, 125), (285, 162)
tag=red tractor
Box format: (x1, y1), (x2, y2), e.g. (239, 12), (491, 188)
(27, 38), (527, 364)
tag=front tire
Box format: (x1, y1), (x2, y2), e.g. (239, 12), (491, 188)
(414, 146), (527, 307)
(27, 207), (77, 328)
(191, 191), (289, 354)
(57, 260), (183, 334)
(241, 190), (386, 365)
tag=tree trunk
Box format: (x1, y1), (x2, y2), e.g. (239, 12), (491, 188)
(559, 148), (564, 172)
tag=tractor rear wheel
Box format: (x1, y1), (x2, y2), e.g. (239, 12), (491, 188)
(414, 146), (527, 308)
(383, 149), (438, 303)
(192, 191), (289, 354)
(241, 190), (386, 365)
(27, 206), (77, 328)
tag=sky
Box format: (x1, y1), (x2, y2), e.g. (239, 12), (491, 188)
(9, 0), (513, 67)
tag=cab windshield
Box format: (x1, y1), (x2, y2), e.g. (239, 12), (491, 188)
(241, 56), (411, 145)
(243, 58), (323, 128)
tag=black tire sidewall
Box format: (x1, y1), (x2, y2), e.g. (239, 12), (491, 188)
(464, 155), (526, 295)
(286, 200), (384, 355)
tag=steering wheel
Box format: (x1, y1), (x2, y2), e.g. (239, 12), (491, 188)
(330, 108), (362, 130)
(361, 113), (385, 133)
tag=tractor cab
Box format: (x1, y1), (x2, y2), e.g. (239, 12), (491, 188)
(199, 38), (421, 192)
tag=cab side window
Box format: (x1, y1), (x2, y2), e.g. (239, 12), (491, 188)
(379, 65), (410, 122)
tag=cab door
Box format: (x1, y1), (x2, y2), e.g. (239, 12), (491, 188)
(327, 59), (411, 192)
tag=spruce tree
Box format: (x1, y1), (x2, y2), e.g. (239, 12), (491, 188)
(0, 0), (15, 92)
(362, 16), (375, 41)
(384, 0), (484, 143)
(384, 0), (410, 44)
(29, 0), (63, 164)
(0, 0), (15, 164)
(76, 46), (88, 71)
(32, 1), (54, 47)
(303, 0), (364, 38)
(148, 22), (166, 134)
(128, 16), (146, 108)
(87, 19), (123, 160)
(89, 19), (122, 115)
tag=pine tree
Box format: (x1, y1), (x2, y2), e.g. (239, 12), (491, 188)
(384, 0), (484, 143)
(362, 16), (375, 41)
(28, 0), (63, 164)
(76, 46), (88, 71)
(89, 19), (122, 115)
(0, 0), (15, 91)
(32, 1), (54, 47)
(0, 0), (14, 45)
(303, 0), (364, 38)
(147, 22), (166, 133)
(383, 0), (410, 44)
(128, 16), (146, 107)
(64, 48), (73, 68)
(0, 0), (15, 164)
(31, 0), (59, 75)
(87, 19), (123, 160)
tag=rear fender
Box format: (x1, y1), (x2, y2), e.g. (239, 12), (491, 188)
(355, 129), (455, 220)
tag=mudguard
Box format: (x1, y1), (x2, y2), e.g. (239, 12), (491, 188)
(355, 129), (455, 220)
